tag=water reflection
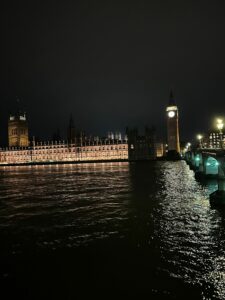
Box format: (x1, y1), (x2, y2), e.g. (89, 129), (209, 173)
(1, 162), (225, 298)
(196, 176), (218, 195)
(0, 163), (132, 250)
(192, 175), (225, 298)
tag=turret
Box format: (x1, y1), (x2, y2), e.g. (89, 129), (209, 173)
(8, 99), (29, 147)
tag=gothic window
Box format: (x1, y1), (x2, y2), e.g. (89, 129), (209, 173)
(12, 129), (17, 135)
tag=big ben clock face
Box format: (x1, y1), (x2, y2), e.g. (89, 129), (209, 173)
(168, 111), (175, 118)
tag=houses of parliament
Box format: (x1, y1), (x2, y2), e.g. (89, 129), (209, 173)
(0, 94), (180, 166)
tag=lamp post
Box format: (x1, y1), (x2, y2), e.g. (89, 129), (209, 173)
(197, 134), (203, 149)
(216, 118), (224, 149)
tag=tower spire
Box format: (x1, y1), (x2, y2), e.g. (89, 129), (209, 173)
(169, 90), (175, 106)
(68, 114), (76, 144)
(69, 114), (74, 128)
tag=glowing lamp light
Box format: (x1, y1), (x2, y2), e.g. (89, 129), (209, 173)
(206, 161), (219, 167)
(217, 118), (224, 131)
(168, 111), (175, 118)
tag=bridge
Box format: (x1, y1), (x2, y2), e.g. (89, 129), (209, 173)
(185, 148), (225, 206)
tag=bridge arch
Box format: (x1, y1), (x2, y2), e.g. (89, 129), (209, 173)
(204, 156), (219, 176)
(194, 153), (203, 168)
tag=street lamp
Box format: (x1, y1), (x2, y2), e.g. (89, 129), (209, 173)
(197, 134), (203, 148)
(216, 118), (224, 149)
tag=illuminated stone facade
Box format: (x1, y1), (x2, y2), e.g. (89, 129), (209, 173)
(155, 142), (165, 157)
(8, 113), (29, 147)
(0, 141), (128, 165)
(1, 109), (158, 165)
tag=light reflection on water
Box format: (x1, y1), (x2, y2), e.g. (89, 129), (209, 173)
(1, 161), (225, 298)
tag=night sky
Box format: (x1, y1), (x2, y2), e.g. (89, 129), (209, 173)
(1, 0), (225, 145)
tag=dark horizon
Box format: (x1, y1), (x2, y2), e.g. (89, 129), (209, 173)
(1, 0), (225, 145)
(0, 93), (172, 146)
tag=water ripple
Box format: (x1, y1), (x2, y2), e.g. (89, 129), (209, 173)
(1, 161), (225, 298)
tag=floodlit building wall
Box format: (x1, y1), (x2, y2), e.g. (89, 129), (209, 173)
(155, 143), (165, 157)
(0, 143), (128, 165)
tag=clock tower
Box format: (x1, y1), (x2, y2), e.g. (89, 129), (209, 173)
(166, 91), (180, 155)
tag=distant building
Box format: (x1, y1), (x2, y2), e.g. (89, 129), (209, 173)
(1, 106), (159, 165)
(208, 131), (225, 148)
(8, 108), (29, 147)
(126, 127), (156, 161)
(166, 91), (180, 155)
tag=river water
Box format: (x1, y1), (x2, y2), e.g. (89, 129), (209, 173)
(0, 161), (225, 299)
